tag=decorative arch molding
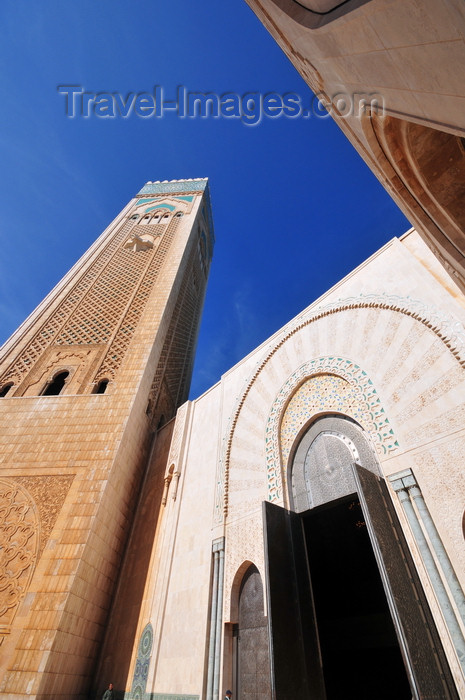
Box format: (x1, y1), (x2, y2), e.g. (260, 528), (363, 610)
(229, 560), (255, 623)
(215, 293), (465, 522)
(266, 357), (397, 503)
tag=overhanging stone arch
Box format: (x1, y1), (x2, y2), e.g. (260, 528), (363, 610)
(362, 111), (465, 293)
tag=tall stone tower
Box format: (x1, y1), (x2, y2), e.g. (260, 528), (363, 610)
(0, 179), (214, 699)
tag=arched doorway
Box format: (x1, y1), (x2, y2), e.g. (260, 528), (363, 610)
(235, 565), (271, 700)
(290, 416), (410, 698)
(263, 415), (458, 699)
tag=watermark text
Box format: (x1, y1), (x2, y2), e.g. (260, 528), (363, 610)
(58, 85), (384, 125)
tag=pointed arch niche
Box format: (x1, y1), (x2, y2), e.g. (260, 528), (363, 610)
(266, 356), (399, 507)
(227, 563), (272, 700)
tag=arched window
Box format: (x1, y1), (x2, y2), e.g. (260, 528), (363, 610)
(162, 212), (170, 223)
(175, 211), (183, 218)
(41, 370), (69, 396)
(130, 214), (139, 221)
(0, 383), (13, 397)
(93, 379), (109, 395)
(140, 214), (151, 225)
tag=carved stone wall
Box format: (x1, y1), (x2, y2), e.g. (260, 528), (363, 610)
(0, 479), (38, 639)
(224, 511), (265, 624)
(1, 205), (186, 392)
(0, 475), (73, 644)
(0, 217), (136, 388)
(148, 238), (207, 429)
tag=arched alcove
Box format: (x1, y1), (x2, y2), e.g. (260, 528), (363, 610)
(41, 370), (69, 396)
(93, 378), (109, 395)
(0, 382), (13, 397)
(235, 564), (271, 700)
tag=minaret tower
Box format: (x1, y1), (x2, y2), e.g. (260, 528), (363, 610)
(0, 179), (214, 699)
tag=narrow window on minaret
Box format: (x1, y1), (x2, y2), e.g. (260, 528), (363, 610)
(0, 383), (13, 397)
(41, 371), (69, 396)
(93, 379), (109, 394)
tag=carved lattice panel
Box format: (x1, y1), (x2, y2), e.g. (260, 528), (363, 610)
(56, 245), (153, 346)
(0, 480), (39, 634)
(0, 219), (136, 386)
(0, 475), (74, 644)
(147, 240), (205, 424)
(95, 218), (180, 380)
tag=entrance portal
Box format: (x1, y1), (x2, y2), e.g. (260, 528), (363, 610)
(303, 495), (411, 699)
(263, 415), (458, 699)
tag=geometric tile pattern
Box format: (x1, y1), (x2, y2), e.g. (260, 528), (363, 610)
(130, 623), (153, 700)
(279, 373), (365, 462)
(138, 179), (208, 196)
(266, 356), (399, 502)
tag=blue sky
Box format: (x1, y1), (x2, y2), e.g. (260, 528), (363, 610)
(0, 0), (409, 398)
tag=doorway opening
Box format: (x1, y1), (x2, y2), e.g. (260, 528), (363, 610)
(302, 494), (411, 699)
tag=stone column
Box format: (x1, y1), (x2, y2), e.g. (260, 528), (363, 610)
(206, 537), (225, 700)
(389, 469), (465, 671)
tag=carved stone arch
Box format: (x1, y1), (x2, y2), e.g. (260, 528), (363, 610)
(217, 294), (465, 522)
(144, 208), (168, 225)
(361, 111), (465, 292)
(234, 563), (272, 699)
(266, 358), (397, 505)
(229, 560), (258, 623)
(289, 413), (381, 512)
(0, 478), (40, 639)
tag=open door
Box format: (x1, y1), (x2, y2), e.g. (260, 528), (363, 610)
(354, 464), (458, 699)
(263, 468), (459, 699)
(263, 501), (326, 700)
